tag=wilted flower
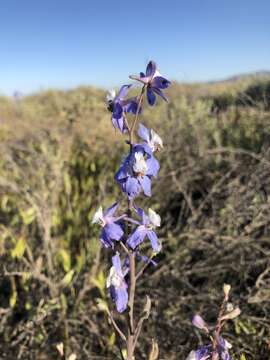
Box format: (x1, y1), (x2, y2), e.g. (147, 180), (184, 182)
(106, 85), (139, 133)
(130, 60), (171, 106)
(127, 208), (161, 252)
(92, 203), (124, 248)
(107, 252), (128, 313)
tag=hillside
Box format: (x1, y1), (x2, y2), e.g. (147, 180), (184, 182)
(0, 75), (269, 359)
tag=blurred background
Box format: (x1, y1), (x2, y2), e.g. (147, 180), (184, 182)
(0, 0), (270, 359)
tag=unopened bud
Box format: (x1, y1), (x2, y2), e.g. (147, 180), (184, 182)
(221, 307), (241, 320)
(223, 284), (231, 299)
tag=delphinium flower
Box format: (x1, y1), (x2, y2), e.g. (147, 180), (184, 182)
(106, 252), (129, 313)
(127, 207), (162, 253)
(186, 285), (241, 360)
(130, 60), (171, 106)
(115, 146), (159, 199)
(92, 203), (124, 248)
(138, 123), (163, 153)
(92, 60), (171, 360)
(106, 85), (139, 133)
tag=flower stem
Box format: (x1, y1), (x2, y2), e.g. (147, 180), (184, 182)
(211, 295), (227, 359)
(127, 251), (136, 360)
(126, 85), (145, 360)
(129, 85), (145, 146)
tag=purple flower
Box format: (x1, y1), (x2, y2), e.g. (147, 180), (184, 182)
(106, 85), (139, 133)
(186, 336), (232, 360)
(106, 252), (128, 313)
(186, 346), (211, 360)
(138, 123), (163, 153)
(92, 203), (124, 248)
(192, 314), (209, 333)
(115, 147), (159, 199)
(127, 208), (161, 252)
(216, 335), (232, 360)
(130, 60), (171, 106)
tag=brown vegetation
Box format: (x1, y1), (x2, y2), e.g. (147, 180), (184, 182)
(0, 77), (270, 359)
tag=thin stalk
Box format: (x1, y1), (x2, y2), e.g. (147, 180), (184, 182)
(129, 86), (146, 146)
(127, 251), (136, 360)
(211, 296), (227, 359)
(126, 85), (145, 360)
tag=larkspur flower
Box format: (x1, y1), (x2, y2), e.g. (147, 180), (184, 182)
(107, 252), (129, 313)
(127, 208), (161, 252)
(115, 147), (159, 199)
(216, 335), (232, 360)
(92, 203), (124, 248)
(138, 123), (163, 153)
(186, 336), (232, 360)
(130, 60), (171, 106)
(186, 346), (211, 360)
(106, 85), (139, 133)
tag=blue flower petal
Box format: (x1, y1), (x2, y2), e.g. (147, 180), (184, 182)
(112, 253), (123, 276)
(126, 177), (141, 198)
(127, 226), (147, 249)
(146, 61), (157, 77)
(138, 175), (151, 197)
(104, 202), (119, 217)
(100, 228), (114, 248)
(104, 223), (123, 241)
(146, 156), (160, 178)
(151, 76), (171, 89)
(147, 230), (161, 252)
(138, 123), (150, 142)
(110, 286), (128, 313)
(147, 88), (156, 106)
(117, 84), (132, 100)
(152, 87), (168, 102)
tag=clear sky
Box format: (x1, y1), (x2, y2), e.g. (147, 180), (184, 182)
(0, 0), (269, 95)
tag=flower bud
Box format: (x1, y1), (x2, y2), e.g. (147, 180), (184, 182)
(223, 284), (231, 299)
(192, 314), (209, 332)
(221, 307), (241, 320)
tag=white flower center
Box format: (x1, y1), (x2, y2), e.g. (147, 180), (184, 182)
(106, 89), (116, 103)
(148, 208), (161, 227)
(186, 351), (197, 360)
(153, 69), (161, 78)
(92, 206), (105, 226)
(133, 152), (148, 175)
(149, 129), (163, 152)
(224, 339), (232, 349)
(106, 267), (122, 288)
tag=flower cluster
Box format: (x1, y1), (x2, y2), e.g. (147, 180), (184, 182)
(186, 285), (241, 360)
(92, 61), (170, 320)
(92, 61), (170, 359)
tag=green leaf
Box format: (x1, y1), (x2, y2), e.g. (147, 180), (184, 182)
(91, 270), (106, 297)
(61, 269), (75, 287)
(57, 249), (71, 272)
(20, 207), (36, 225)
(76, 250), (86, 273)
(64, 172), (72, 195)
(108, 332), (115, 348)
(11, 237), (26, 259)
(9, 288), (17, 308)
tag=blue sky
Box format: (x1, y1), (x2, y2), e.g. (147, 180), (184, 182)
(0, 0), (269, 95)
